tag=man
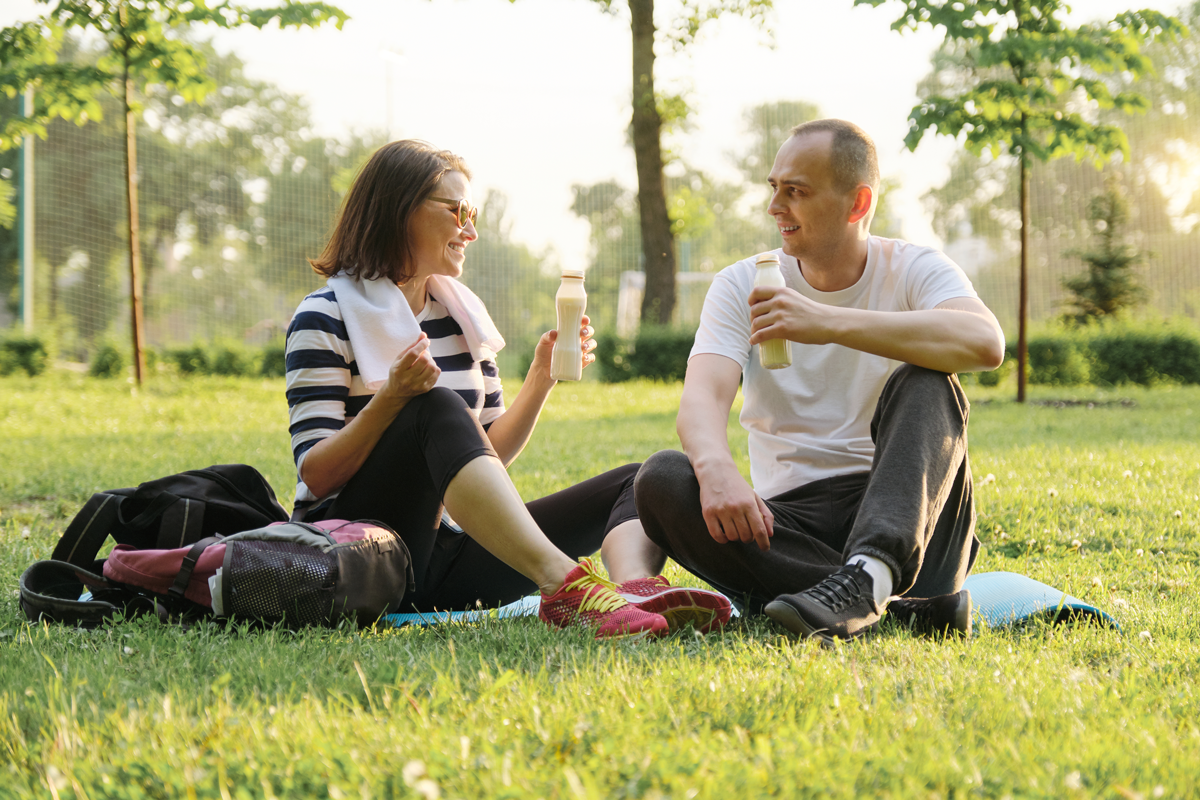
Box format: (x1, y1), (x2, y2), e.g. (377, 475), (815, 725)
(633, 119), (1005, 642)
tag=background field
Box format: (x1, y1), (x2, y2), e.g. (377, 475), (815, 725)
(1, 374), (1198, 798)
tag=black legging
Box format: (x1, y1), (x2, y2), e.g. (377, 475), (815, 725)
(308, 387), (639, 612)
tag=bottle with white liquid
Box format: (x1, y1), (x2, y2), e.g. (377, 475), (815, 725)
(754, 252), (793, 369)
(550, 269), (587, 381)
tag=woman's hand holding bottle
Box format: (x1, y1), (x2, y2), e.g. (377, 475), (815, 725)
(530, 315), (596, 384)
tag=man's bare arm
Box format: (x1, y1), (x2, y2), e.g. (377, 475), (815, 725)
(677, 354), (774, 551)
(749, 291), (1005, 374)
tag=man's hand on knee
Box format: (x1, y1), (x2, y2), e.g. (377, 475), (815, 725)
(698, 467), (774, 551)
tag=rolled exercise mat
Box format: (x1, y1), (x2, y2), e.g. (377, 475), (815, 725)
(963, 571), (1120, 630)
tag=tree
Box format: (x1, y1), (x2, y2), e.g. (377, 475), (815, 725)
(0, 0), (346, 383)
(856, 0), (1184, 401)
(524, 0), (772, 325)
(1062, 176), (1146, 324)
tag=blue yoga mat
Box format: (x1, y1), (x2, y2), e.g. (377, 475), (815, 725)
(963, 571), (1120, 630)
(85, 573), (1118, 631)
(386, 594), (542, 627)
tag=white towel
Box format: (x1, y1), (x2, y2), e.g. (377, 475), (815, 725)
(327, 272), (505, 391)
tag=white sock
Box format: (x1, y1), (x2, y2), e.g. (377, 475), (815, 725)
(847, 555), (894, 606)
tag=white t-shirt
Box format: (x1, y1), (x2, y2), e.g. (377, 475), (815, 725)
(690, 236), (980, 499)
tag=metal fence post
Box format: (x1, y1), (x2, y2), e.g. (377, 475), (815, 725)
(18, 86), (34, 334)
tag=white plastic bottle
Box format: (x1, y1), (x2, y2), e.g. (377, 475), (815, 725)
(754, 252), (792, 369)
(550, 269), (587, 381)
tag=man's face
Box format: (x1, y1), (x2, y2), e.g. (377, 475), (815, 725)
(766, 132), (858, 261)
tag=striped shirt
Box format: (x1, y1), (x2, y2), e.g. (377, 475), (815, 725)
(285, 286), (505, 514)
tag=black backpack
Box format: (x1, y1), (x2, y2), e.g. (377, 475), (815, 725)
(20, 464), (290, 626)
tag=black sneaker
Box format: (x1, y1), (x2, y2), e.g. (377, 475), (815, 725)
(887, 590), (972, 638)
(764, 563), (882, 643)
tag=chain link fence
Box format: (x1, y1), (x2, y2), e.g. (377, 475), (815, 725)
(3, 34), (1200, 374)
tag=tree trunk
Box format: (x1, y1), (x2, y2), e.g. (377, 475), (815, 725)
(123, 58), (147, 383)
(1017, 152), (1029, 403)
(629, 0), (676, 326)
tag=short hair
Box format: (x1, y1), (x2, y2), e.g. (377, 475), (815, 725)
(788, 119), (879, 193)
(310, 140), (471, 284)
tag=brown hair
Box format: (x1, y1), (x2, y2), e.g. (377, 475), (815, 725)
(788, 119), (879, 193)
(309, 140), (471, 284)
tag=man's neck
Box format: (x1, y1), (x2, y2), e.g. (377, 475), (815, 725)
(795, 235), (871, 293)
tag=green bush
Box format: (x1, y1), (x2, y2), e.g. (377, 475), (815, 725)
(595, 328), (694, 383)
(0, 336), (48, 376)
(260, 340), (288, 378)
(981, 323), (1200, 388)
(88, 342), (126, 378)
(628, 326), (695, 383)
(210, 341), (257, 377)
(1088, 329), (1200, 386)
(0, 346), (18, 376)
(594, 333), (634, 383)
(1027, 336), (1090, 385)
(168, 345), (210, 375)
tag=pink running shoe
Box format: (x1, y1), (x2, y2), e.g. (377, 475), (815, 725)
(539, 558), (669, 639)
(618, 575), (732, 634)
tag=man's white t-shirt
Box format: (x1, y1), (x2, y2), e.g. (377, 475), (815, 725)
(690, 236), (981, 499)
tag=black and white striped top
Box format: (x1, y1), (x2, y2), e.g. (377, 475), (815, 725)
(285, 286), (505, 514)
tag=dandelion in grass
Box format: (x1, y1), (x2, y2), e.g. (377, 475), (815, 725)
(980, 473), (996, 485)
(1070, 539), (1081, 550)
(1123, 470), (1134, 478)
(1065, 771), (1082, 790)
(402, 761), (426, 786)
(1047, 487), (1058, 497)
(1091, 576), (1103, 590)
(1139, 630), (1152, 641)
(1173, 510), (1182, 518)
(1136, 548), (1144, 557)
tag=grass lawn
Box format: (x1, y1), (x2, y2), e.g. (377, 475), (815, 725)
(1, 372), (1198, 798)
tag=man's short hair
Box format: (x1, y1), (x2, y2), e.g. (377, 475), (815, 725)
(789, 119), (880, 193)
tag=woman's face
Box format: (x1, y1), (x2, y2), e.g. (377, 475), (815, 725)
(406, 170), (477, 284)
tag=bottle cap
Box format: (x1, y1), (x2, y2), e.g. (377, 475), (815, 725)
(755, 252), (780, 266)
(561, 268), (585, 278)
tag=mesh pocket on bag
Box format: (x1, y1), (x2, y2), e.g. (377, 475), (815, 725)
(226, 541), (337, 625)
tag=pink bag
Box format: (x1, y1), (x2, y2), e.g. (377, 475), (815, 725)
(102, 519), (410, 625)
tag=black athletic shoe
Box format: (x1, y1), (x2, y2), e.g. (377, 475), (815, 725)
(886, 590), (972, 638)
(764, 563), (882, 643)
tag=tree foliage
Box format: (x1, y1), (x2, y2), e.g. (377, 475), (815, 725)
(0, 1), (346, 372)
(539, 0), (775, 325)
(856, 0), (1184, 164)
(0, 1), (347, 149)
(858, 0), (1185, 400)
(1061, 176), (1146, 324)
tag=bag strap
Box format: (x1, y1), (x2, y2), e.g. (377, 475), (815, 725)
(117, 491), (180, 533)
(156, 496), (206, 550)
(50, 493), (124, 568)
(167, 536), (222, 602)
(19, 560), (121, 627)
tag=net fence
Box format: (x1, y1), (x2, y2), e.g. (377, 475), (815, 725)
(3, 31), (1200, 374)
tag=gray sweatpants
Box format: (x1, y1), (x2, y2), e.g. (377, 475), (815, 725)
(634, 364), (979, 613)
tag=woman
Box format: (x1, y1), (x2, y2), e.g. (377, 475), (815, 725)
(285, 140), (729, 638)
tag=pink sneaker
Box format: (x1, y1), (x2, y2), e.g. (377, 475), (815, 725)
(618, 575), (732, 634)
(539, 558), (669, 639)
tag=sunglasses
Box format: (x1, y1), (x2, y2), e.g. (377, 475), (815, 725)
(428, 196), (479, 228)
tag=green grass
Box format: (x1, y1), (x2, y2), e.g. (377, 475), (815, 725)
(1, 373), (1198, 798)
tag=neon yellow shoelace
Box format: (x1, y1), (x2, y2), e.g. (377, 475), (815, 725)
(563, 558), (626, 615)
